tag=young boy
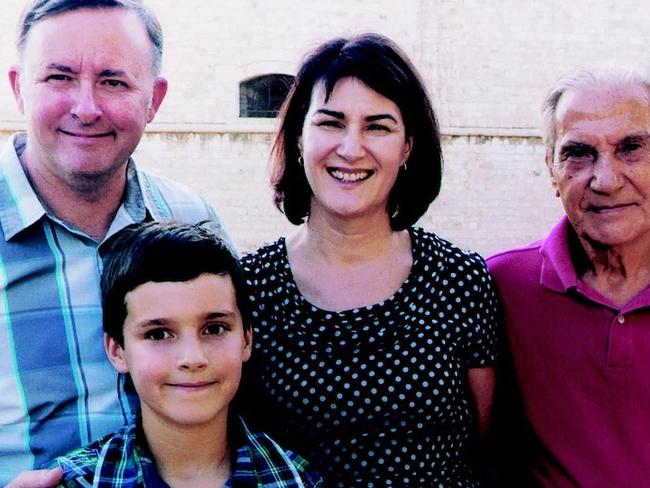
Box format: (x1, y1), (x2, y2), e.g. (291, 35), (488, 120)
(50, 221), (322, 487)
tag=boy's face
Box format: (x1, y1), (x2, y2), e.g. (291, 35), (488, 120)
(105, 272), (252, 431)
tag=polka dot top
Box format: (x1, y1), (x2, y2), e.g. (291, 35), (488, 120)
(240, 227), (499, 487)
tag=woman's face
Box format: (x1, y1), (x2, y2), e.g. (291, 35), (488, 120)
(299, 77), (411, 223)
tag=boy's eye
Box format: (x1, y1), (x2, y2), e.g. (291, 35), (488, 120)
(144, 328), (171, 341)
(204, 323), (228, 336)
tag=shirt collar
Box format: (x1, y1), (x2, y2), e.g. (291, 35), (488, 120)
(0, 133), (47, 240)
(539, 214), (650, 310)
(0, 133), (154, 242)
(539, 215), (579, 293)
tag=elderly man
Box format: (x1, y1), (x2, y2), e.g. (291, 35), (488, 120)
(2, 0), (229, 485)
(488, 68), (650, 487)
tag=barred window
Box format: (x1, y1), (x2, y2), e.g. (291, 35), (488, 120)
(239, 74), (294, 118)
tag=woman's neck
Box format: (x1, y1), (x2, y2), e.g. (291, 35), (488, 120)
(297, 207), (396, 264)
(286, 210), (412, 311)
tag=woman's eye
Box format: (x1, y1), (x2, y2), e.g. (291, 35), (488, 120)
(144, 329), (171, 341)
(368, 123), (390, 132)
(316, 120), (343, 129)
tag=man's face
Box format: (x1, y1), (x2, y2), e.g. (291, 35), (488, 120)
(9, 8), (167, 193)
(548, 83), (650, 248)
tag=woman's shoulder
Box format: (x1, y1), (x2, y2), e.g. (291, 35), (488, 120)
(241, 238), (286, 270)
(411, 226), (487, 269)
(241, 237), (292, 290)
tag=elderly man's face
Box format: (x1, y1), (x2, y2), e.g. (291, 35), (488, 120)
(8, 8), (167, 192)
(548, 83), (650, 248)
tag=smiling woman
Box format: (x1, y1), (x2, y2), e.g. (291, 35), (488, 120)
(240, 33), (500, 487)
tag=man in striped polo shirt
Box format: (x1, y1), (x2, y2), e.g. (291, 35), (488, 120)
(2, 1), (231, 485)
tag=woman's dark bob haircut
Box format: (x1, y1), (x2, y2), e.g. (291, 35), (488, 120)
(272, 32), (443, 231)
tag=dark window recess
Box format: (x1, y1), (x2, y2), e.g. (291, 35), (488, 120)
(239, 74), (294, 118)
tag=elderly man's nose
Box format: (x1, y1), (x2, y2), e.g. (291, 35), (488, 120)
(590, 155), (624, 193)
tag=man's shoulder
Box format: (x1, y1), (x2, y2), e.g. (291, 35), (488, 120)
(487, 240), (544, 271)
(136, 168), (213, 213)
(135, 168), (227, 236)
(51, 428), (125, 480)
(486, 239), (548, 295)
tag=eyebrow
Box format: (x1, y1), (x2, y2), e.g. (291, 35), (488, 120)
(618, 133), (650, 146)
(559, 140), (594, 151)
(557, 141), (597, 160)
(46, 63), (74, 73)
(136, 311), (237, 328)
(99, 69), (127, 78)
(44, 64), (127, 78)
(315, 109), (344, 119)
(315, 109), (398, 123)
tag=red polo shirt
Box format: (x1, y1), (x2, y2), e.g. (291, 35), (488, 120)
(488, 216), (650, 487)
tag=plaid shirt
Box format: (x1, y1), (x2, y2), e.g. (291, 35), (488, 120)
(53, 415), (323, 487)
(0, 133), (231, 485)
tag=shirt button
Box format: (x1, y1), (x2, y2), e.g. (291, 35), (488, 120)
(617, 315), (625, 325)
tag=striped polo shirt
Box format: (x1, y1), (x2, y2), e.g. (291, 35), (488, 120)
(0, 133), (229, 484)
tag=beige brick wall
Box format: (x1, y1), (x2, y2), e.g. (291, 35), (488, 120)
(1, 0), (647, 255)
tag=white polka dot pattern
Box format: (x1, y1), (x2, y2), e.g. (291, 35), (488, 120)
(241, 227), (499, 487)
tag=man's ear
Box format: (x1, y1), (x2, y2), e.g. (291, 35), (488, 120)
(8, 65), (25, 115)
(146, 76), (168, 123)
(545, 151), (560, 197)
(104, 333), (129, 374)
(242, 328), (253, 363)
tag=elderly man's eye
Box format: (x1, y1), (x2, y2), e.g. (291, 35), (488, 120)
(620, 142), (641, 154)
(560, 144), (596, 162)
(617, 137), (650, 162)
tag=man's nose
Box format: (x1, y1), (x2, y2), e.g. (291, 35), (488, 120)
(590, 154), (625, 194)
(70, 82), (102, 124)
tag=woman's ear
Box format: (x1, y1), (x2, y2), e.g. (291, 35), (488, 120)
(402, 136), (413, 165)
(104, 333), (129, 374)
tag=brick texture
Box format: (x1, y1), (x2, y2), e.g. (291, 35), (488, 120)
(1, 0), (646, 255)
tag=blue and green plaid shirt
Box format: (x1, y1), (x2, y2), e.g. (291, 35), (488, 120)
(52, 415), (323, 487)
(0, 133), (231, 485)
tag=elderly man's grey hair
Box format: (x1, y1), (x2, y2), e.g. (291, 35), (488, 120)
(16, 0), (163, 75)
(542, 67), (650, 159)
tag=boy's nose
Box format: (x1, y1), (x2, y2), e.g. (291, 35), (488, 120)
(176, 338), (209, 371)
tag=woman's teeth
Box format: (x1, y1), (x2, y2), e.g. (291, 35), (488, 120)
(329, 169), (372, 182)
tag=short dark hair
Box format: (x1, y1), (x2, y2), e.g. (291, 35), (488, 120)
(17, 0), (163, 74)
(100, 220), (250, 347)
(272, 33), (443, 231)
